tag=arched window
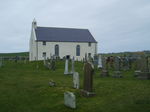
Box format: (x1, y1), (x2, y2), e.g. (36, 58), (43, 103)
(76, 45), (80, 56)
(55, 44), (59, 56)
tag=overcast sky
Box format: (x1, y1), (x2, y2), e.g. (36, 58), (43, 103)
(0, 0), (150, 53)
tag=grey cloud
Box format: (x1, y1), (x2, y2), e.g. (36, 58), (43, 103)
(0, 0), (150, 53)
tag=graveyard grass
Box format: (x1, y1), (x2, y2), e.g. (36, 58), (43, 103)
(0, 60), (150, 112)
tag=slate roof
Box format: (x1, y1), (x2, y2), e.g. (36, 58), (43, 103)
(35, 26), (97, 43)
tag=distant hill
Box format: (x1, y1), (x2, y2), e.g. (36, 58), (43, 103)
(101, 50), (150, 57)
(0, 52), (29, 57)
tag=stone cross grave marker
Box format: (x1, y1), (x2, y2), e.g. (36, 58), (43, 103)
(64, 92), (76, 109)
(73, 72), (79, 89)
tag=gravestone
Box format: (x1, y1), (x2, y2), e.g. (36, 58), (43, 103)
(64, 92), (76, 109)
(0, 57), (2, 67)
(85, 53), (88, 62)
(64, 56), (69, 75)
(34, 57), (39, 69)
(15, 56), (18, 63)
(44, 57), (50, 69)
(49, 80), (56, 87)
(70, 57), (75, 74)
(94, 54), (98, 65)
(134, 70), (141, 77)
(73, 72), (79, 89)
(134, 58), (141, 77)
(51, 59), (56, 71)
(112, 56), (122, 78)
(81, 61), (95, 97)
(122, 57), (129, 71)
(100, 57), (109, 77)
(148, 57), (150, 72)
(98, 55), (102, 68)
(137, 55), (150, 80)
(43, 56), (46, 66)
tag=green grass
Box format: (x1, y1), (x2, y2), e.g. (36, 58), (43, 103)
(0, 60), (150, 112)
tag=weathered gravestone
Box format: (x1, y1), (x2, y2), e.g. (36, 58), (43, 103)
(112, 56), (123, 78)
(81, 61), (95, 97)
(134, 57), (142, 77)
(137, 55), (150, 80)
(100, 57), (109, 77)
(35, 57), (39, 69)
(98, 55), (102, 68)
(94, 54), (98, 65)
(43, 56), (46, 66)
(51, 58), (56, 71)
(43, 56), (56, 71)
(64, 55), (70, 75)
(64, 92), (76, 109)
(44, 57), (51, 69)
(122, 57), (129, 71)
(15, 56), (19, 63)
(48, 80), (56, 87)
(73, 72), (79, 89)
(64, 56), (69, 75)
(70, 57), (75, 74)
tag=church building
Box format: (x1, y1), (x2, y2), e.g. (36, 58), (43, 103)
(29, 19), (97, 61)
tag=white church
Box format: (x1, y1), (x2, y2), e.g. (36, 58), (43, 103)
(29, 19), (98, 61)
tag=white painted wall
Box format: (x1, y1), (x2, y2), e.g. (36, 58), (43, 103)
(34, 41), (97, 61)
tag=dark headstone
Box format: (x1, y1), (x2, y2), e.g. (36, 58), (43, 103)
(134, 70), (141, 77)
(81, 61), (95, 97)
(51, 59), (56, 71)
(100, 57), (109, 77)
(113, 56), (123, 78)
(94, 54), (98, 65)
(137, 55), (150, 80)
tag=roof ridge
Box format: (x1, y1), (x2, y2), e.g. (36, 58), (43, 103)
(37, 26), (88, 30)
